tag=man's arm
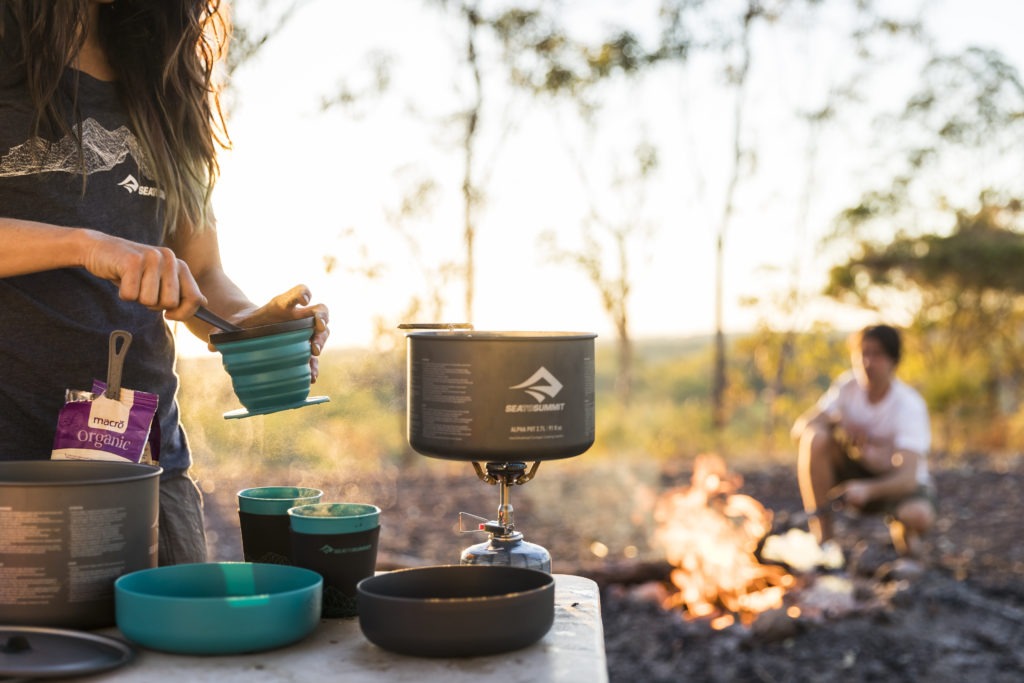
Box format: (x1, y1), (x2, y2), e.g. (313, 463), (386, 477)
(835, 449), (920, 507)
(791, 404), (830, 442)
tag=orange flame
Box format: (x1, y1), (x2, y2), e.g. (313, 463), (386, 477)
(654, 454), (792, 626)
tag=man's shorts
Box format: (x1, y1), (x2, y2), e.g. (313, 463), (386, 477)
(831, 425), (937, 516)
(158, 469), (208, 565)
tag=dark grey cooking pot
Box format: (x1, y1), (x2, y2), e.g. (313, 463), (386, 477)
(404, 329), (596, 461)
(0, 461), (161, 629)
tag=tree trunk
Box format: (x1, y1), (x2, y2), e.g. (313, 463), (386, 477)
(616, 316), (633, 406)
(711, 2), (754, 433)
(712, 327), (726, 429)
(461, 3), (482, 323)
(764, 332), (795, 452)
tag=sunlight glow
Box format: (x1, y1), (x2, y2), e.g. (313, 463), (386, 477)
(183, 0), (1024, 354)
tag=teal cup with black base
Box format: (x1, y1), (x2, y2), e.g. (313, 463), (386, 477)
(288, 503), (381, 618)
(237, 486), (323, 564)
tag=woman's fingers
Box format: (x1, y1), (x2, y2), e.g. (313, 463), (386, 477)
(134, 247), (178, 308)
(268, 284), (313, 318)
(309, 354), (320, 384)
(162, 260), (206, 321)
(310, 304), (329, 355)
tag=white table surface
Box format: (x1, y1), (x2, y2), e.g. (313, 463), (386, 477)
(79, 574), (607, 683)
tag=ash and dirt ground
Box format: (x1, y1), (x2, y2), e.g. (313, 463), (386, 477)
(199, 453), (1024, 683)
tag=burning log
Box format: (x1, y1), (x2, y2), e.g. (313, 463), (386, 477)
(653, 454), (795, 627)
(560, 559), (675, 588)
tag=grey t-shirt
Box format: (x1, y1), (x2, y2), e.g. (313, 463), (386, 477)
(0, 11), (191, 471)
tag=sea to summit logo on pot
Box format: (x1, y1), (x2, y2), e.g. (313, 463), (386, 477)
(506, 367), (566, 413)
(511, 367), (563, 402)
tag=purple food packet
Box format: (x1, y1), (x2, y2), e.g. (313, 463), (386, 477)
(51, 380), (159, 464)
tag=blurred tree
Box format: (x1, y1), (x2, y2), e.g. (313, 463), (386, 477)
(707, 0), (757, 435)
(730, 322), (846, 451)
(423, 0), (488, 324)
(417, 0), (532, 324)
(458, 2), (483, 324)
(490, 5), (662, 405)
(734, 0), (927, 446)
(654, 0), (927, 440)
(828, 198), (1024, 449)
(222, 0), (308, 109)
(313, 0), (526, 333)
(825, 46), (1024, 450)
(539, 142), (658, 405)
(747, 104), (830, 447)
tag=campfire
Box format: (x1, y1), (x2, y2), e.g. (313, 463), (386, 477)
(653, 454), (797, 629)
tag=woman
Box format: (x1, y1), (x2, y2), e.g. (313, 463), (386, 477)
(0, 1), (330, 564)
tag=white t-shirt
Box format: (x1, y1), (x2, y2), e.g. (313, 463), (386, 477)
(817, 371), (932, 484)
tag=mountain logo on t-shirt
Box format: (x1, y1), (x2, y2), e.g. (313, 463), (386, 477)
(0, 118), (157, 186)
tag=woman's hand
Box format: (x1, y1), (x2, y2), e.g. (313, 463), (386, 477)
(213, 285), (330, 383)
(80, 229), (206, 320)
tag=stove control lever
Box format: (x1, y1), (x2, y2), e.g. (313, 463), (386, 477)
(458, 512), (512, 536)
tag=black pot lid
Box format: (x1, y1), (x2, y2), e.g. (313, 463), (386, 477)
(0, 626), (134, 678)
(209, 315), (315, 344)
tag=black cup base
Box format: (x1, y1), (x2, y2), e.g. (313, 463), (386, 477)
(290, 526), (380, 618)
(238, 510), (292, 565)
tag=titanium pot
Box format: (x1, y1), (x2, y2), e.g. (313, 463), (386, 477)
(0, 460), (161, 629)
(404, 329), (596, 461)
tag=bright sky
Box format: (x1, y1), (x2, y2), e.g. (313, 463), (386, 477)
(175, 0), (1024, 356)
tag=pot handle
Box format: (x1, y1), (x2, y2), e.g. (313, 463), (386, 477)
(195, 305), (243, 332)
(397, 323), (474, 331)
(104, 330), (133, 400)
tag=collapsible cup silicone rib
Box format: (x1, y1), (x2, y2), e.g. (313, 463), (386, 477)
(212, 320), (314, 412)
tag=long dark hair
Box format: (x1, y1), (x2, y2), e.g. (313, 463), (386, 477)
(2, 0), (230, 237)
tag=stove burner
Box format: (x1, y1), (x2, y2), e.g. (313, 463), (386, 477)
(459, 461), (551, 572)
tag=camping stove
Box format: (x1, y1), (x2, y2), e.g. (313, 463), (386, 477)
(457, 461), (550, 572)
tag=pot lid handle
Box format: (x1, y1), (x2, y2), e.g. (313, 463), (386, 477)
(397, 323), (474, 331)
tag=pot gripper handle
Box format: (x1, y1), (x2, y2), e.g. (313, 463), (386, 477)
(105, 330), (133, 400)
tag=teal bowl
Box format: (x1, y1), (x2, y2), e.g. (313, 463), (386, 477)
(211, 317), (315, 413)
(114, 562), (323, 655)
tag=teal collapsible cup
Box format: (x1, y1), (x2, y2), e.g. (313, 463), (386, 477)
(210, 317), (329, 419)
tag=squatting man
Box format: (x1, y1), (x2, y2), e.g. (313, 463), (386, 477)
(791, 324), (936, 559)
